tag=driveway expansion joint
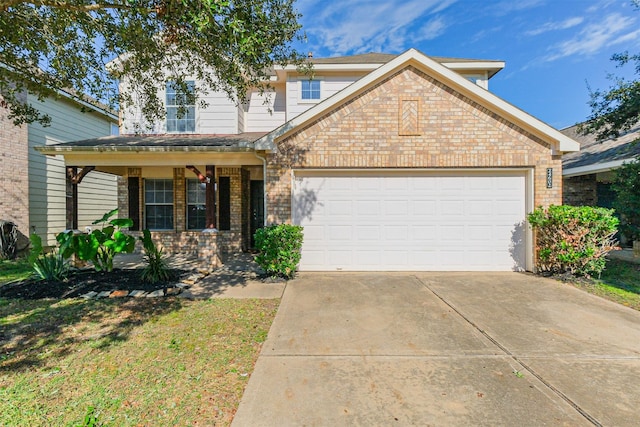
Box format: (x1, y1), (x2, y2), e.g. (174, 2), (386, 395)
(413, 275), (603, 427)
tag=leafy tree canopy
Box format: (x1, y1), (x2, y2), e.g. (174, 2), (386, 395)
(0, 0), (307, 127)
(579, 1), (640, 142)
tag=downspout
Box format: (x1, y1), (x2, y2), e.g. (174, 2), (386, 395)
(254, 150), (268, 227)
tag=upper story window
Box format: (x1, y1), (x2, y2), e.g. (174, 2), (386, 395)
(166, 81), (195, 133)
(301, 79), (321, 100)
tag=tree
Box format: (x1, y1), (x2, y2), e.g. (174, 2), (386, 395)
(578, 1), (640, 141)
(0, 0), (307, 127)
(611, 159), (640, 241)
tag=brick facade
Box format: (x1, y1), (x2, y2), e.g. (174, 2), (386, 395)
(216, 167), (244, 254)
(116, 166), (248, 264)
(0, 97), (29, 245)
(267, 66), (562, 223)
(562, 175), (597, 206)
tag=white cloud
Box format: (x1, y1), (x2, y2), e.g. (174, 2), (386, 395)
(542, 13), (640, 62)
(297, 0), (457, 55)
(525, 17), (584, 36)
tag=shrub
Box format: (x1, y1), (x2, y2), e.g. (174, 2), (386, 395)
(528, 205), (618, 277)
(57, 209), (136, 272)
(254, 224), (304, 279)
(139, 229), (172, 283)
(27, 233), (69, 282)
(612, 159), (640, 242)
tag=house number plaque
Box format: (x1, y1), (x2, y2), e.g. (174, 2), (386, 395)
(546, 168), (553, 188)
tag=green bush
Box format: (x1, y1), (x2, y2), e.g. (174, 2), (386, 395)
(27, 233), (69, 282)
(254, 224), (304, 279)
(528, 205), (618, 277)
(57, 209), (136, 272)
(139, 229), (172, 283)
(612, 159), (640, 241)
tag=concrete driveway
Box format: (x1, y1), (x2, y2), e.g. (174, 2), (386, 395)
(232, 273), (640, 426)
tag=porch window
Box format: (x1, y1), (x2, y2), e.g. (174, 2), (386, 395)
(301, 79), (320, 100)
(166, 80), (195, 133)
(186, 179), (206, 230)
(145, 179), (174, 230)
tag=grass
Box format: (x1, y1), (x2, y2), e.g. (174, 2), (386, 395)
(569, 258), (640, 310)
(0, 258), (32, 284)
(0, 297), (278, 426)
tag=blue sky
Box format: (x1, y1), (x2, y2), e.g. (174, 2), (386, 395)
(292, 0), (640, 129)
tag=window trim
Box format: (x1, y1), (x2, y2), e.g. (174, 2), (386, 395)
(144, 178), (174, 231)
(165, 80), (196, 133)
(299, 78), (322, 103)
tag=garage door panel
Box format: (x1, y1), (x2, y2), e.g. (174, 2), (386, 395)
(384, 225), (409, 241)
(356, 200), (380, 216)
(412, 225), (438, 242)
(356, 225), (380, 240)
(328, 225), (352, 240)
(441, 200), (464, 215)
(293, 173), (526, 271)
(468, 200), (493, 216)
(412, 200), (437, 215)
(384, 200), (408, 216)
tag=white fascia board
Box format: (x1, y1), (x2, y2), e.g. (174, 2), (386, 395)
(442, 61), (505, 76)
(562, 159), (631, 177)
(282, 63), (382, 72)
(256, 48), (580, 153)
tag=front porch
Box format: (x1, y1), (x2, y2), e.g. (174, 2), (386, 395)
(38, 134), (268, 268)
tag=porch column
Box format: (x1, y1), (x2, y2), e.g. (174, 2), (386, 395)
(174, 168), (186, 231)
(65, 167), (78, 229)
(206, 165), (216, 229)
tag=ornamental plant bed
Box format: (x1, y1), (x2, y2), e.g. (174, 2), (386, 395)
(0, 268), (190, 300)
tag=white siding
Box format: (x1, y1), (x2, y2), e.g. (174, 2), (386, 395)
(120, 75), (238, 134)
(197, 90), (238, 134)
(77, 172), (118, 230)
(245, 84), (286, 132)
(286, 74), (362, 120)
(27, 94), (116, 245)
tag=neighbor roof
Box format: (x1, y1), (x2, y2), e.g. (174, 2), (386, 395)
(36, 133), (266, 154)
(561, 125), (640, 176)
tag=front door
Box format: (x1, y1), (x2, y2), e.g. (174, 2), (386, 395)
(250, 180), (264, 248)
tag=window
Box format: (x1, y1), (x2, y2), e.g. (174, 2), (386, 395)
(301, 79), (320, 100)
(145, 179), (173, 230)
(166, 81), (195, 132)
(186, 179), (206, 230)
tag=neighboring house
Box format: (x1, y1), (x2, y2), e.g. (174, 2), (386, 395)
(38, 49), (579, 271)
(561, 124), (640, 207)
(0, 90), (119, 247)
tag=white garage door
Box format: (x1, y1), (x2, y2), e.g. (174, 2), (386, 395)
(292, 171), (527, 271)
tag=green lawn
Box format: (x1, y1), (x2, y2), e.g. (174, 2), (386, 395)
(0, 297), (278, 426)
(569, 258), (640, 310)
(0, 258), (32, 284)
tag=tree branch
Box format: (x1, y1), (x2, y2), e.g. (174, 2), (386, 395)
(0, 0), (142, 13)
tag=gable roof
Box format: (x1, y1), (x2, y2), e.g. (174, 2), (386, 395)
(256, 48), (580, 154)
(561, 125), (640, 177)
(288, 51), (504, 79)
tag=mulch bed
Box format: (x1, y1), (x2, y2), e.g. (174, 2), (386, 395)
(0, 269), (190, 300)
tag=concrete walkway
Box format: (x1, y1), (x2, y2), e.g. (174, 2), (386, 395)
(113, 252), (285, 299)
(233, 272), (640, 426)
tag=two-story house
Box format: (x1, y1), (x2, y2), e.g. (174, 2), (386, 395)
(1, 89), (119, 249)
(38, 49), (579, 271)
